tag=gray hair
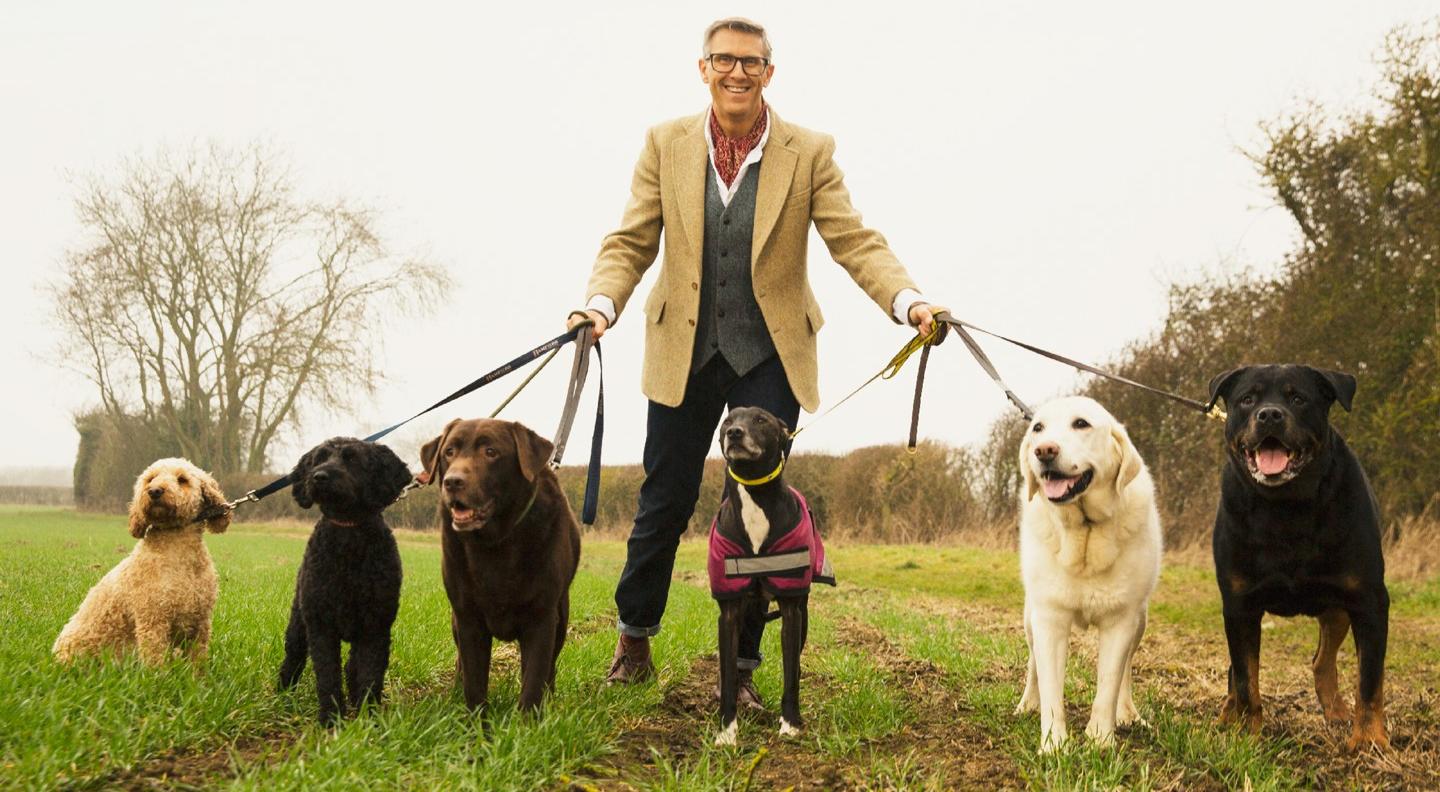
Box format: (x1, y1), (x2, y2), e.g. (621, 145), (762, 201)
(702, 17), (772, 60)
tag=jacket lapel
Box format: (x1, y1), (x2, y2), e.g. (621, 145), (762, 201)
(669, 111), (708, 268)
(751, 110), (797, 268)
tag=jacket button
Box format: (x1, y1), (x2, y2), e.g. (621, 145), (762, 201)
(719, 279), (727, 287)
(718, 310), (726, 318)
(723, 217), (730, 225)
(688, 318), (696, 327)
(691, 282), (698, 290)
(720, 250), (728, 257)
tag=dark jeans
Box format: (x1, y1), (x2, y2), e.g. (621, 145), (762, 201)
(614, 353), (800, 669)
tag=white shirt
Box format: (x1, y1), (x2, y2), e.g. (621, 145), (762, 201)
(587, 107), (928, 326)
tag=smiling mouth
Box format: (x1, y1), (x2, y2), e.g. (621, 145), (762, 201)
(722, 84), (752, 94)
(1243, 437), (1306, 485)
(447, 498), (495, 531)
(1041, 469), (1094, 503)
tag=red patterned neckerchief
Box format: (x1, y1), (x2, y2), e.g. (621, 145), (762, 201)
(709, 104), (768, 188)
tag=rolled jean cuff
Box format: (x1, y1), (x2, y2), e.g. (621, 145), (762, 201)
(617, 619), (661, 638)
(737, 655), (761, 671)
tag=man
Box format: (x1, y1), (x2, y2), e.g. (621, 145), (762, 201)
(568, 17), (945, 700)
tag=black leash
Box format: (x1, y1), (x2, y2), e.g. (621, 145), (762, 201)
(907, 312), (1225, 445)
(208, 324), (604, 524)
(551, 319), (604, 524)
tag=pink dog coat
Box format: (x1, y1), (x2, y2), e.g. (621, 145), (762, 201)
(708, 488), (835, 599)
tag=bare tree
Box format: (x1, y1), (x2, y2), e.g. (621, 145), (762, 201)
(51, 143), (449, 473)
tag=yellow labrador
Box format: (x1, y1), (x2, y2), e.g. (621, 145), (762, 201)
(1014, 396), (1161, 752)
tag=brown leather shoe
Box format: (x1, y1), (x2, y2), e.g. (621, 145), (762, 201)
(605, 634), (655, 685)
(714, 667), (765, 710)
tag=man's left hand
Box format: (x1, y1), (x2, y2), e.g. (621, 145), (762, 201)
(908, 302), (949, 342)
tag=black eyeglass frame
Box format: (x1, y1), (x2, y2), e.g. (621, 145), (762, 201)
(705, 53), (770, 76)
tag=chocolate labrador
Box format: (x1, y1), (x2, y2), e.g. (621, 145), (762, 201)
(1208, 364), (1389, 751)
(420, 418), (580, 714)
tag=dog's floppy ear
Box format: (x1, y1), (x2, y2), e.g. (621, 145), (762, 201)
(127, 474), (150, 539)
(289, 447), (316, 509)
(510, 422), (555, 483)
(1308, 367), (1356, 413)
(1207, 366), (1250, 409)
(775, 415), (791, 438)
(369, 442), (415, 507)
(198, 469), (231, 534)
(1109, 421), (1143, 495)
(419, 418), (461, 485)
(1018, 425), (1040, 502)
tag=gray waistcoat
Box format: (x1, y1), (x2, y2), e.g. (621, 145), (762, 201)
(691, 163), (775, 375)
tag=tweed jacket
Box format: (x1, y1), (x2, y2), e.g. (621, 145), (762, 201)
(584, 108), (917, 412)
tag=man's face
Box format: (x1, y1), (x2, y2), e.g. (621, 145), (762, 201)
(699, 29), (773, 120)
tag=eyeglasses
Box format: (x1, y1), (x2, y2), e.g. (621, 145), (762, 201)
(706, 53), (769, 77)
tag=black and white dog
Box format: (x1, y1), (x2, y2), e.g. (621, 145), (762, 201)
(709, 406), (833, 746)
(278, 437), (414, 723)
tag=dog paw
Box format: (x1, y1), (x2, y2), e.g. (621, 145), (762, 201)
(1014, 695), (1039, 715)
(1346, 715), (1390, 753)
(1085, 719), (1115, 746)
(1038, 729), (1067, 754)
(1218, 700), (1263, 734)
(1116, 702), (1143, 727)
(779, 718), (801, 737)
(1321, 701), (1354, 725)
(714, 721), (738, 747)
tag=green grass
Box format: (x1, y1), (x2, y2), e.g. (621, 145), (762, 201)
(1, 506), (1433, 790)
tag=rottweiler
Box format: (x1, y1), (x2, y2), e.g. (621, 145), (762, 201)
(1208, 364), (1388, 751)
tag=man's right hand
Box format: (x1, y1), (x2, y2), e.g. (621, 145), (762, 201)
(567, 309), (609, 340)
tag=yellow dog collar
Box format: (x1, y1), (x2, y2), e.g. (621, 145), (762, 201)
(727, 458), (785, 487)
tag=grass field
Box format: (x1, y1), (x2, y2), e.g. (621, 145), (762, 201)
(1, 506), (1437, 791)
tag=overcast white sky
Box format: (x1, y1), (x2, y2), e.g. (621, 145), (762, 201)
(1, 1), (1433, 473)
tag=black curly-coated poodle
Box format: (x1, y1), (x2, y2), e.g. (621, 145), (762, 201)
(278, 436), (413, 723)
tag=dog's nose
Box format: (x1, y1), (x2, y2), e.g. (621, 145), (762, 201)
(443, 473), (464, 492)
(1033, 442), (1059, 463)
(1256, 406), (1285, 425)
(725, 426), (744, 440)
(311, 469), (330, 483)
(147, 487), (164, 499)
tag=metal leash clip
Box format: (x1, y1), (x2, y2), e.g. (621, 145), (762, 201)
(227, 490), (261, 511)
(190, 489), (258, 526)
(393, 474), (427, 502)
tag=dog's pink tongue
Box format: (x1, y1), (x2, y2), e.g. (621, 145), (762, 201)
(1042, 476), (1077, 499)
(1257, 447), (1290, 475)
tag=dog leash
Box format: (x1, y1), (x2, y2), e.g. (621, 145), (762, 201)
(905, 312), (1226, 445)
(787, 321), (941, 442)
(550, 316), (604, 524)
(200, 323), (604, 524)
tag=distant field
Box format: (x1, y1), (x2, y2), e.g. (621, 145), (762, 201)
(1, 506), (1437, 790)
